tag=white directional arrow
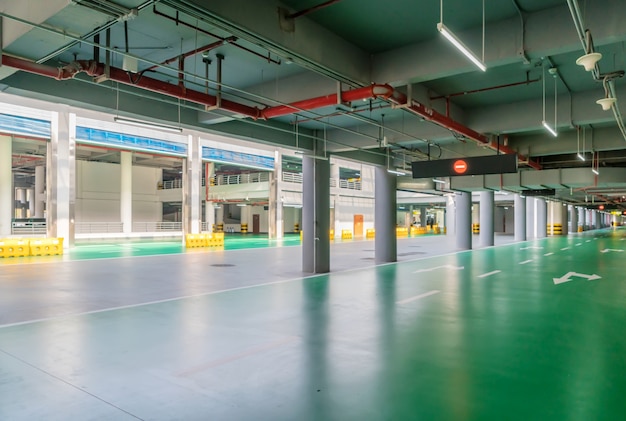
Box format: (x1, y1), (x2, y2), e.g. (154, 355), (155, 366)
(413, 265), (464, 274)
(553, 272), (602, 285)
(520, 246), (543, 250)
(600, 249), (624, 253)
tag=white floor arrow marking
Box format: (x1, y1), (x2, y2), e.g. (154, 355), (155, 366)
(478, 270), (501, 278)
(575, 243), (582, 246)
(413, 265), (464, 274)
(520, 246), (543, 250)
(586, 240), (591, 243)
(600, 249), (624, 253)
(396, 290), (441, 305)
(560, 247), (570, 251)
(519, 260), (533, 265)
(553, 272), (602, 285)
(544, 252), (554, 256)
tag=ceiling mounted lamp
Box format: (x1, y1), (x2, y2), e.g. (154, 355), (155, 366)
(575, 52), (602, 72)
(541, 65), (558, 137)
(596, 97), (616, 111)
(113, 117), (183, 133)
(437, 0), (487, 72)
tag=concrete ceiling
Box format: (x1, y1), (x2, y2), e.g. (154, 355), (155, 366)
(1, 0), (626, 207)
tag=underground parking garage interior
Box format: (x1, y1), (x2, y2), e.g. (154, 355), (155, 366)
(1, 0), (626, 419)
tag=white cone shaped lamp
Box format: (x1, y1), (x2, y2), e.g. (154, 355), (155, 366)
(596, 97), (616, 111)
(576, 52), (602, 71)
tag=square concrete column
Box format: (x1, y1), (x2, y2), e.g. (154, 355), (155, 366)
(302, 156), (330, 274)
(536, 198), (547, 238)
(514, 193), (526, 241)
(479, 191), (494, 247)
(0, 135), (11, 236)
(183, 135), (201, 235)
(120, 150), (133, 235)
(455, 191), (472, 250)
(47, 110), (75, 248)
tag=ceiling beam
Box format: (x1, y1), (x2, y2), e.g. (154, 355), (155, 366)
(372, 1), (626, 85)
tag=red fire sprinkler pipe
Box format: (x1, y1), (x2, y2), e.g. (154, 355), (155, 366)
(2, 55), (539, 169)
(389, 89), (542, 170)
(261, 84), (394, 119)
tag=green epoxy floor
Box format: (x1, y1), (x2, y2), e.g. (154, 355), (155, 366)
(1, 230), (625, 420)
(0, 234), (304, 264)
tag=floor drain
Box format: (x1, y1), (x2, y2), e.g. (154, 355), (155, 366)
(210, 264), (235, 267)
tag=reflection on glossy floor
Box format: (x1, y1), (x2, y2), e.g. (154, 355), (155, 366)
(1, 230), (625, 420)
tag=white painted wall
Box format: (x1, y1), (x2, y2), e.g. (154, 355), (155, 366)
(75, 161), (161, 222)
(333, 196), (374, 237)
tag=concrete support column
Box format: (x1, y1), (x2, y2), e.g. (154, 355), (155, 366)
(215, 205), (224, 225)
(120, 150), (133, 235)
(302, 156), (330, 273)
(514, 194), (526, 242)
(0, 136), (11, 236)
(47, 110), (75, 247)
(419, 207), (426, 227)
(536, 198), (547, 238)
(183, 135), (201, 235)
(594, 211), (601, 229)
(16, 188), (26, 218)
(445, 194), (455, 235)
(269, 151), (282, 239)
(374, 166), (397, 264)
(479, 191), (494, 247)
(578, 207), (585, 230)
(526, 198), (536, 238)
(455, 191), (472, 250)
(35, 165), (45, 218)
(27, 188), (35, 217)
(570, 206), (578, 233)
(204, 162), (215, 232)
(561, 203), (569, 235)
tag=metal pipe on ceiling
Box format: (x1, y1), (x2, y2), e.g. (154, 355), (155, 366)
(144, 38), (236, 72)
(36, 0), (158, 64)
(388, 89), (542, 170)
(152, 5), (281, 65)
(429, 78), (540, 100)
(287, 0), (345, 19)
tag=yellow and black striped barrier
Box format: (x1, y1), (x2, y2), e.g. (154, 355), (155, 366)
(366, 228), (375, 239)
(547, 223), (564, 235)
(341, 229), (353, 240)
(240, 223), (248, 234)
(185, 233), (224, 248)
(294, 223), (300, 233)
(472, 223), (480, 234)
(396, 227), (409, 237)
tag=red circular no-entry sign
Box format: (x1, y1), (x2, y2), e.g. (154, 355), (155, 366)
(453, 160), (468, 174)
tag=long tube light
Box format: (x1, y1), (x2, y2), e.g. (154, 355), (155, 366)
(432, 178), (446, 184)
(387, 169), (407, 176)
(541, 120), (558, 137)
(577, 153), (585, 161)
(437, 23), (487, 72)
(114, 117), (183, 133)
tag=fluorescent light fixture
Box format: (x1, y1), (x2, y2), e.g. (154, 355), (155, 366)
(437, 23), (487, 72)
(577, 153), (585, 161)
(432, 178), (446, 184)
(387, 169), (407, 176)
(114, 117), (183, 133)
(236, 203), (247, 207)
(542, 120), (558, 137)
(592, 168), (599, 175)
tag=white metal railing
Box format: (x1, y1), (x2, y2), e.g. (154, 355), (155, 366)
(339, 179), (362, 190)
(11, 221), (47, 235)
(282, 172), (303, 183)
(211, 172), (270, 186)
(160, 179), (183, 190)
(75, 222), (124, 233)
(132, 221), (182, 232)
